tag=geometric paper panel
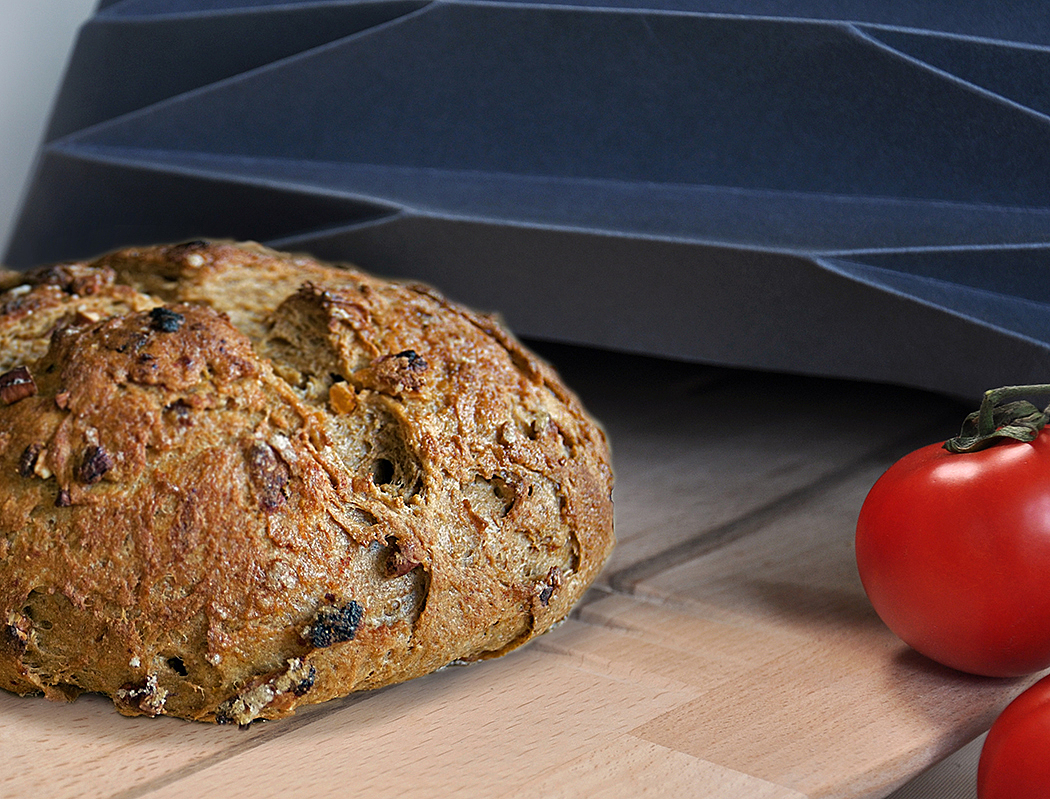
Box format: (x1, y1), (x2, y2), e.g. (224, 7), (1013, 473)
(9, 0), (1050, 398)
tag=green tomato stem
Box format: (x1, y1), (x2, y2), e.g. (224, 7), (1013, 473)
(944, 384), (1050, 453)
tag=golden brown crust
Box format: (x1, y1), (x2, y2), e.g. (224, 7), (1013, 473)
(0, 242), (614, 723)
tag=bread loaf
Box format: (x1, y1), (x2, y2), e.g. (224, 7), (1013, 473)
(0, 241), (614, 723)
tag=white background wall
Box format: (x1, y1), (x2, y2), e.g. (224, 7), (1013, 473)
(0, 0), (97, 257)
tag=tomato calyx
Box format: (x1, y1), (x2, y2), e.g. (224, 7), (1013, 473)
(944, 384), (1050, 453)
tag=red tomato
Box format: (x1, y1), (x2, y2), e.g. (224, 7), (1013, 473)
(978, 674), (1050, 798)
(855, 430), (1050, 677)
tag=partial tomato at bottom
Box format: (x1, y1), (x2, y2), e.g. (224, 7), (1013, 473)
(855, 430), (1050, 677)
(978, 674), (1050, 799)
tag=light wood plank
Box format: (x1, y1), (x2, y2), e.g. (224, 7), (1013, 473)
(504, 735), (808, 799)
(615, 465), (1037, 799)
(552, 358), (960, 583)
(126, 642), (700, 799)
(0, 690), (258, 798)
(551, 590), (1031, 799)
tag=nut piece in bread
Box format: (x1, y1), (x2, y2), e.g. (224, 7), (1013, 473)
(0, 241), (614, 723)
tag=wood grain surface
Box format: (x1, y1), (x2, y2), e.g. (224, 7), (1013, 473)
(0, 343), (1033, 799)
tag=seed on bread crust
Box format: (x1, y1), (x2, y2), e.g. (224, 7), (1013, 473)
(0, 367), (36, 405)
(17, 444), (41, 478)
(77, 445), (113, 484)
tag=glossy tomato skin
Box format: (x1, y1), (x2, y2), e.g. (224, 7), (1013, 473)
(856, 431), (1050, 677)
(978, 674), (1050, 799)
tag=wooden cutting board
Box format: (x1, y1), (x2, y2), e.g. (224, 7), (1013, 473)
(0, 345), (1032, 799)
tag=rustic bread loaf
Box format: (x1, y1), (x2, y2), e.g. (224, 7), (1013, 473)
(0, 241), (614, 723)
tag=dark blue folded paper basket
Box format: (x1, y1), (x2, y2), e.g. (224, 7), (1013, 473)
(8, 0), (1050, 399)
